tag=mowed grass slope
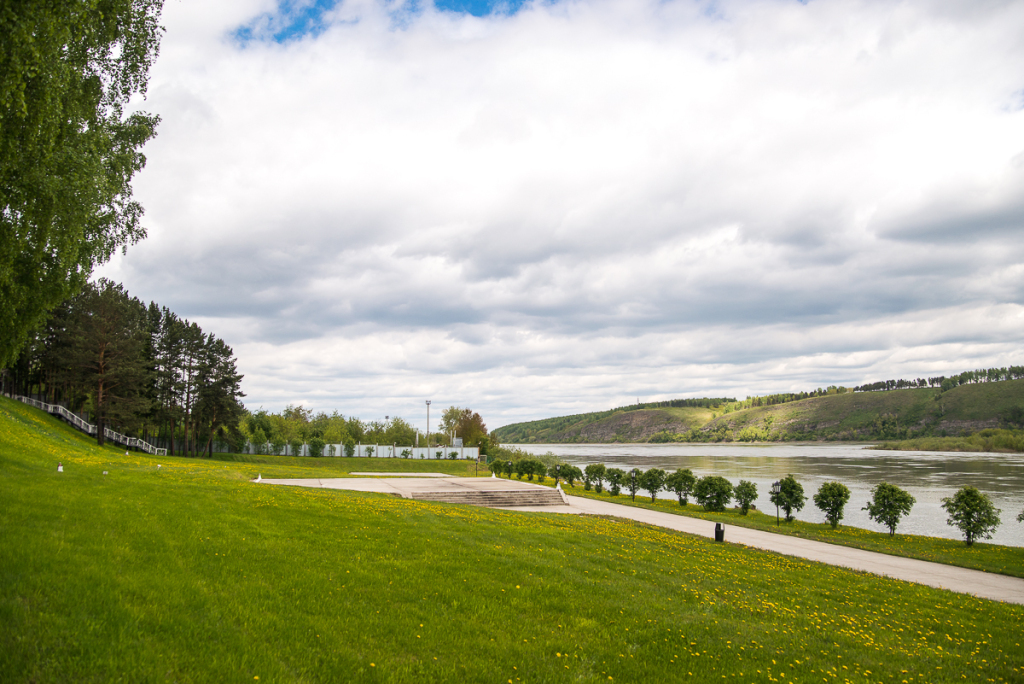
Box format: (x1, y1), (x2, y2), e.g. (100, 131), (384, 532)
(1, 398), (1023, 683)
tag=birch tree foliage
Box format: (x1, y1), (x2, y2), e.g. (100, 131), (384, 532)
(0, 0), (163, 366)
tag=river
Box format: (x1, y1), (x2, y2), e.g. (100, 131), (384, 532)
(512, 443), (1024, 547)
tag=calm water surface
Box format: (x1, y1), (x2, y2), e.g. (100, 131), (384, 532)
(514, 443), (1024, 547)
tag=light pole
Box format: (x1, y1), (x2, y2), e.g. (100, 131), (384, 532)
(771, 480), (781, 526)
(425, 401), (431, 451)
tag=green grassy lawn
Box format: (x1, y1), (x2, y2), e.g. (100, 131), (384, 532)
(541, 481), (1024, 579)
(2, 397), (1023, 683)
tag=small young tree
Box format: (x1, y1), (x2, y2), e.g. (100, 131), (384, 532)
(734, 480), (758, 515)
(563, 465), (582, 487)
(1018, 509), (1024, 523)
(365, 446), (375, 458)
(605, 468), (625, 496)
(269, 435), (286, 455)
(343, 438), (355, 457)
(584, 464), (606, 493)
(640, 468), (668, 502)
(533, 460), (547, 482)
(941, 486), (1001, 546)
(665, 468), (697, 506)
(770, 474), (807, 522)
(308, 437), (326, 458)
(526, 458), (545, 481)
(401, 448), (412, 458)
(487, 458), (504, 476)
(694, 476), (733, 512)
(289, 438), (303, 457)
(252, 427), (268, 455)
(863, 482), (916, 536)
(625, 468), (643, 501)
(513, 459), (527, 479)
(813, 481), (851, 529)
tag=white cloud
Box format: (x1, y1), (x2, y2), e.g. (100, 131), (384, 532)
(99, 0), (1024, 427)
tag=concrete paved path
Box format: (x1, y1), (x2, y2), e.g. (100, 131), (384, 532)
(258, 476), (1024, 605)
(348, 472), (452, 477)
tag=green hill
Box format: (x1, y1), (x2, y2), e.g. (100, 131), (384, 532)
(493, 405), (717, 443)
(2, 396), (1023, 681)
(495, 379), (1024, 443)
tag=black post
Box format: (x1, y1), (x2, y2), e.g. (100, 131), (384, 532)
(772, 480), (781, 527)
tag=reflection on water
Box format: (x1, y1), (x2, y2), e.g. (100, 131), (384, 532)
(513, 443), (1024, 547)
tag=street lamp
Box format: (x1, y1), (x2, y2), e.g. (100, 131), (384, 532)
(771, 480), (781, 526)
(555, 464), (560, 485)
(507, 460), (512, 479)
(425, 401), (431, 450)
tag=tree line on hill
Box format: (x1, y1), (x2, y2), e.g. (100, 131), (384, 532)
(709, 364), (1024, 415)
(618, 397), (736, 412)
(0, 279), (244, 456)
(240, 405), (490, 457)
(487, 454), (1024, 546)
(720, 386), (849, 413)
(852, 366), (1024, 393)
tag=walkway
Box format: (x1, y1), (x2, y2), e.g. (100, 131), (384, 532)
(258, 475), (1024, 605)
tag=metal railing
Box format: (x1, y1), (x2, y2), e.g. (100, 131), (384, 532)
(3, 393), (167, 456)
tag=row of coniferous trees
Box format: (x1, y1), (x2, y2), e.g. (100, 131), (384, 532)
(0, 279), (245, 455)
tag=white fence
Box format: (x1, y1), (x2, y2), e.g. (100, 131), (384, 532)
(3, 393), (167, 456)
(246, 442), (480, 460)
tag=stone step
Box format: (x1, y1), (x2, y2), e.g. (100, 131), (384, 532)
(409, 489), (565, 508)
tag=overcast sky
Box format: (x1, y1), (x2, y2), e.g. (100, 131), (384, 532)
(97, 0), (1024, 430)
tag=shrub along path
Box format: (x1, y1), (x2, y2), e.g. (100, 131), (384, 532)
(262, 476), (1024, 605)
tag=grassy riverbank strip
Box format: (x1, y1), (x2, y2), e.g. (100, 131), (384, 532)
(872, 428), (1024, 453)
(542, 481), (1024, 579)
(3, 397), (1023, 682)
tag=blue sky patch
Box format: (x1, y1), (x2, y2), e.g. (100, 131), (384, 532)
(234, 0), (530, 44)
(234, 0), (340, 45)
(434, 0), (529, 17)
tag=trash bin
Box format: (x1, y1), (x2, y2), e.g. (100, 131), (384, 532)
(714, 523), (725, 542)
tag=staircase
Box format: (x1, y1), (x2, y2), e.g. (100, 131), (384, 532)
(410, 488), (566, 508)
(3, 393), (167, 456)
